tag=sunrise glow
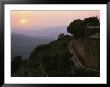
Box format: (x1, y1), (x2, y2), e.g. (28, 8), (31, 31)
(20, 19), (27, 24)
(11, 11), (100, 30)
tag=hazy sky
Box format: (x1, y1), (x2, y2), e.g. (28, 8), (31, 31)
(11, 10), (100, 30)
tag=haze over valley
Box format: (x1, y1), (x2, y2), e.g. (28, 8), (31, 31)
(11, 26), (69, 59)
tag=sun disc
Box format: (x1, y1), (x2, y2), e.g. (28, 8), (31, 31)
(20, 19), (27, 24)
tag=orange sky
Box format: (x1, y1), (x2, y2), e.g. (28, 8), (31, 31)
(11, 10), (100, 30)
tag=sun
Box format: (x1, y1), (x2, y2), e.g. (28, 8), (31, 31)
(20, 19), (27, 24)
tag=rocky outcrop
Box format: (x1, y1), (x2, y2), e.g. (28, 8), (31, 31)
(68, 39), (99, 76)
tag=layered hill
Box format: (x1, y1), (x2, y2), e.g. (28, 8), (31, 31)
(11, 33), (54, 59)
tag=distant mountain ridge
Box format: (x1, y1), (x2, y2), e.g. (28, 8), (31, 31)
(11, 33), (54, 59)
(12, 26), (68, 39)
(11, 26), (68, 60)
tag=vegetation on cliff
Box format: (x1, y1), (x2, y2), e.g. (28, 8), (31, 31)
(67, 16), (99, 38)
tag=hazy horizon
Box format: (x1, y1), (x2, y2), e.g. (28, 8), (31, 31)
(11, 11), (100, 37)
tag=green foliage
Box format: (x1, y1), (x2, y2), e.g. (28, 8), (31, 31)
(83, 16), (100, 26)
(67, 16), (100, 38)
(12, 36), (73, 77)
(57, 33), (73, 40)
(67, 19), (83, 37)
(11, 56), (23, 74)
(29, 36), (73, 76)
(57, 33), (65, 39)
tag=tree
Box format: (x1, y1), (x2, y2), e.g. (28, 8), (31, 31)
(67, 16), (100, 38)
(83, 16), (100, 26)
(57, 33), (64, 39)
(67, 19), (83, 37)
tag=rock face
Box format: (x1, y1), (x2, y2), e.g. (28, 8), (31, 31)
(69, 26), (100, 76)
(68, 40), (99, 76)
(68, 25), (100, 76)
(83, 26), (100, 69)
